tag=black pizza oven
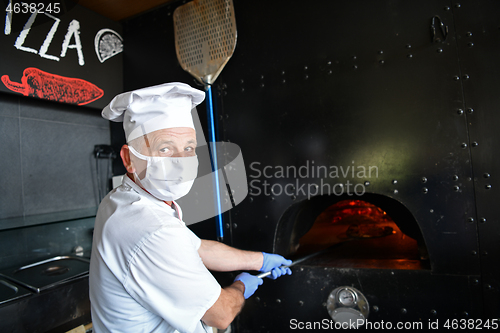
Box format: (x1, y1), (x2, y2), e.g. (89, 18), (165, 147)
(234, 191), (487, 331)
(273, 194), (428, 271)
(121, 0), (499, 330)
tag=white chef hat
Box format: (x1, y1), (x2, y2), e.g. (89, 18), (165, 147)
(102, 82), (205, 142)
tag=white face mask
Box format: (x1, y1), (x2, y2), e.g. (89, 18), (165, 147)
(128, 145), (198, 201)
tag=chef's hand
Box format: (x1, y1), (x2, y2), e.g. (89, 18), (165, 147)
(260, 252), (293, 279)
(234, 273), (263, 299)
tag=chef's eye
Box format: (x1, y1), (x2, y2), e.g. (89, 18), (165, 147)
(185, 146), (196, 155)
(159, 147), (173, 156)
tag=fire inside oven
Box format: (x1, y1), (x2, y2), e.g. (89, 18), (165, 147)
(274, 195), (430, 270)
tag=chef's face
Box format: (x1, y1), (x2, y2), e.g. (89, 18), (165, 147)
(125, 127), (197, 178)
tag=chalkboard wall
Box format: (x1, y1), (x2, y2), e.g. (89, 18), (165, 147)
(0, 0), (123, 109)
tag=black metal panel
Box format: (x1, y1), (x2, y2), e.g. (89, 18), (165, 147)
(452, 0), (500, 319)
(221, 0), (477, 275)
(237, 266), (483, 332)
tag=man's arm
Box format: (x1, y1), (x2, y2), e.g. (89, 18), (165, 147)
(198, 240), (263, 271)
(201, 281), (245, 329)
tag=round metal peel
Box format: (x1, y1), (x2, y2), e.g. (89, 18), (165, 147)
(174, 0), (237, 86)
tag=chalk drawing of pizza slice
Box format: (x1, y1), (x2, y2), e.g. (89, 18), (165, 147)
(1, 67), (104, 105)
(95, 28), (123, 63)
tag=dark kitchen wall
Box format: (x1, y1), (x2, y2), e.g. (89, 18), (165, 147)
(0, 93), (109, 268)
(121, 0), (499, 322)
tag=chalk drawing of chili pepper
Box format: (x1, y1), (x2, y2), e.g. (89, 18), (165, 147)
(1, 67), (104, 106)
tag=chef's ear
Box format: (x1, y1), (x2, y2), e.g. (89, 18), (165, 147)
(120, 145), (135, 173)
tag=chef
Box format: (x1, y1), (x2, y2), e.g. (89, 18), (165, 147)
(89, 82), (292, 333)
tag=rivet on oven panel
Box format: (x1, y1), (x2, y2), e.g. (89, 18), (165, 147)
(407, 54), (413, 58)
(483, 173), (491, 178)
(328, 70), (333, 75)
(406, 44), (412, 49)
(260, 83), (265, 88)
(483, 251), (488, 255)
(430, 209), (434, 213)
(444, 6), (450, 10)
(352, 56), (357, 60)
(457, 109), (464, 115)
(393, 189), (398, 194)
(472, 279), (479, 285)
(276, 299), (281, 303)
(300, 267), (304, 271)
(421, 177), (427, 183)
(422, 187), (428, 194)
(291, 195), (296, 200)
(467, 42), (474, 48)
(240, 79), (244, 84)
(353, 65), (358, 69)
(364, 181), (370, 186)
(455, 3), (461, 8)
(454, 185), (460, 192)
(265, 215), (268, 219)
(378, 50), (384, 54)
(282, 79), (286, 83)
(233, 223), (238, 228)
(452, 175), (459, 181)
(437, 48), (443, 53)
(299, 301), (304, 306)
(270, 196), (275, 201)
(304, 75), (309, 80)
(485, 184), (492, 190)
(471, 251), (477, 255)
(249, 197), (253, 203)
(225, 223), (230, 229)
(454, 75), (460, 81)
(431, 309), (437, 315)
(304, 66), (308, 70)
(327, 61), (332, 65)
(461, 143), (468, 149)
(260, 75), (264, 79)
(466, 32), (473, 37)
(486, 285), (492, 290)
(392, 179), (398, 184)
(401, 308), (407, 314)
(472, 141), (478, 147)
(255, 297), (260, 302)
(379, 60), (385, 64)
(463, 74), (470, 80)
(480, 217), (486, 223)
(462, 311), (469, 317)
(281, 71), (285, 75)
(467, 108), (474, 114)
(241, 88), (245, 92)
(391, 271), (395, 275)
(373, 305), (379, 312)
(467, 217), (474, 223)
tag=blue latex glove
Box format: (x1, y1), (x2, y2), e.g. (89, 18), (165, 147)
(267, 266), (292, 280)
(234, 273), (263, 299)
(260, 252), (293, 279)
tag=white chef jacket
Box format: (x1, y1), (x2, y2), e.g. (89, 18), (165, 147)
(89, 175), (221, 333)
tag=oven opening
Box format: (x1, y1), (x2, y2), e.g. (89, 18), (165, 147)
(274, 194), (430, 270)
